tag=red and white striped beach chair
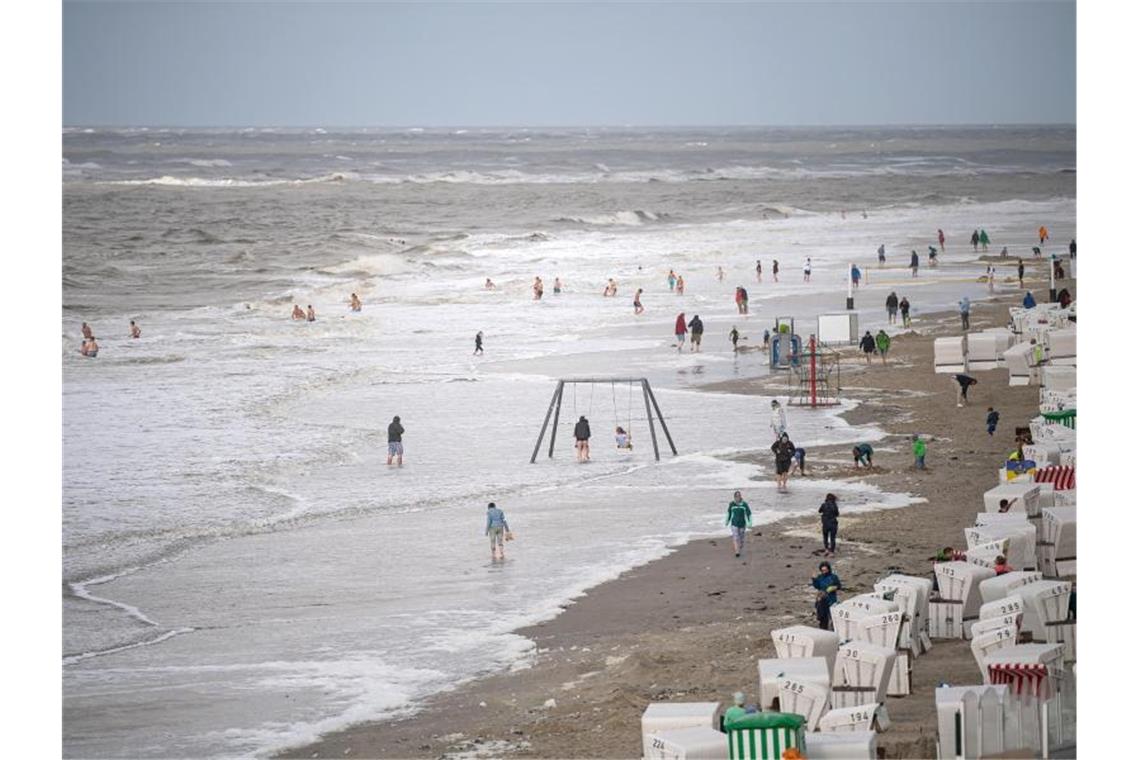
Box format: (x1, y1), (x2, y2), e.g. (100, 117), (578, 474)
(1034, 465), (1075, 491)
(987, 662), (1054, 700)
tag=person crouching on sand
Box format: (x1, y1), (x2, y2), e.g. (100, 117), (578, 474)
(771, 433), (796, 493)
(819, 493), (839, 556)
(574, 415), (592, 462)
(725, 490), (753, 559)
(811, 562), (841, 630)
(852, 443), (874, 469)
(485, 502), (510, 561)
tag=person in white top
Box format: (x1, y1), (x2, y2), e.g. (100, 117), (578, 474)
(770, 399), (787, 440)
(802, 257), (812, 282)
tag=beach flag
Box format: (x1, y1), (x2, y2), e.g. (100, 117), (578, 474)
(986, 662), (1055, 700)
(725, 712), (806, 760)
(1035, 465), (1076, 491)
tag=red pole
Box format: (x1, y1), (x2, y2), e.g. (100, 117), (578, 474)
(809, 334), (818, 408)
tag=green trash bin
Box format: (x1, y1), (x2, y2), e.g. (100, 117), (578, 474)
(724, 712), (806, 760)
(1042, 409), (1076, 430)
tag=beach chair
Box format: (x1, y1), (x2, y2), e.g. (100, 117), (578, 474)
(1010, 580), (1072, 642)
(776, 676), (830, 732)
(931, 562), (994, 638)
(641, 702), (722, 758)
(724, 712), (805, 760)
(972, 613), (1023, 640)
(971, 624), (1019, 676)
(934, 336), (967, 373)
(829, 594), (898, 643)
(756, 657), (830, 711)
(1042, 365), (1076, 391)
(770, 625), (839, 677)
(1045, 329), (1076, 366)
(817, 703), (878, 733)
(980, 596), (1026, 625)
(644, 727), (729, 760)
(983, 644), (1068, 754)
(935, 684), (1012, 759)
(979, 570), (1044, 605)
(965, 333), (1003, 371)
(1038, 507), (1076, 578)
(966, 523), (1038, 572)
(965, 539), (1009, 570)
(1003, 343), (1040, 386)
(982, 482), (1041, 517)
(834, 641), (896, 707)
(802, 730), (877, 760)
(874, 574), (932, 655)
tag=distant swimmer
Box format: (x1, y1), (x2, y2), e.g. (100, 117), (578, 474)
(716, 266), (726, 281)
(574, 415), (592, 462)
(674, 312), (687, 351)
(553, 277), (562, 294)
(675, 275), (685, 295)
(81, 322), (94, 340)
(734, 287), (745, 314)
(729, 325), (740, 351)
(668, 269), (677, 291)
(533, 276), (544, 300)
(291, 304), (306, 320)
(306, 305), (316, 322)
(474, 330), (484, 355)
(803, 257), (812, 282)
(603, 278), (617, 297)
(738, 286), (749, 314)
(756, 260), (763, 282)
(634, 288), (645, 315)
(485, 278), (496, 290)
(910, 250), (919, 277)
(1000, 246), (1009, 257)
(350, 293), (362, 311)
(80, 336), (99, 358)
(877, 244), (886, 265)
(938, 228), (945, 252)
(1069, 239), (1076, 260)
(763, 328), (770, 349)
(485, 502), (510, 561)
(615, 426), (632, 450)
(129, 320), (141, 339)
(387, 415), (404, 466)
(772, 260), (779, 282)
(687, 314), (704, 352)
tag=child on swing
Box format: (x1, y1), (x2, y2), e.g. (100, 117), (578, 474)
(615, 426), (632, 450)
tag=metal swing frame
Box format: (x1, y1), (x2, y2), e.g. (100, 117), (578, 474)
(529, 378), (678, 463)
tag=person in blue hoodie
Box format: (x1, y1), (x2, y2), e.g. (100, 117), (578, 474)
(811, 561), (842, 630)
(1023, 291), (1037, 309)
(485, 502), (510, 561)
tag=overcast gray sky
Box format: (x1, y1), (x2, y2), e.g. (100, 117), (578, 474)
(63, 1), (1076, 127)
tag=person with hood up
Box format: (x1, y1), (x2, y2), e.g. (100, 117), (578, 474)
(687, 314), (704, 352)
(811, 562), (842, 629)
(387, 415), (405, 466)
(885, 291), (899, 323)
(771, 432), (796, 493)
(574, 415), (592, 462)
(674, 312), (687, 351)
(819, 493), (839, 555)
(859, 330), (876, 363)
(875, 330), (891, 364)
(1023, 291), (1037, 309)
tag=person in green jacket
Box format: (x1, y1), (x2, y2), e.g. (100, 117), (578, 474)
(913, 434), (927, 469)
(875, 330), (891, 364)
(723, 692), (749, 725)
(979, 229), (990, 252)
(725, 490), (753, 559)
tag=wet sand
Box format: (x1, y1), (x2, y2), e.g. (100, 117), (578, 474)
(281, 263), (1069, 759)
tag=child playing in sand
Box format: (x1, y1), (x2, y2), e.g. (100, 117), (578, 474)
(852, 443), (874, 468)
(986, 407), (1000, 436)
(818, 493), (839, 556)
(725, 490), (753, 559)
(811, 562), (841, 629)
(793, 447), (806, 476)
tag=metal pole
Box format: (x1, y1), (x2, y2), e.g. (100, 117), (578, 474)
(531, 381), (562, 463)
(547, 381), (564, 459)
(645, 382), (678, 456)
(846, 262), (855, 310)
(1049, 255), (1058, 303)
(809, 334), (818, 408)
(641, 380), (661, 460)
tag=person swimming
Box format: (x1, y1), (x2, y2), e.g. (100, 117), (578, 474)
(306, 305), (316, 322)
(349, 293), (362, 311)
(80, 336), (99, 357)
(291, 304), (306, 320)
(129, 320), (141, 339)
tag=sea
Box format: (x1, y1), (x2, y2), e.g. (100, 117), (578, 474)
(62, 126), (1075, 757)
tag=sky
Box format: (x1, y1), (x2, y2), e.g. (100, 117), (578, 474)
(64, 0), (1076, 127)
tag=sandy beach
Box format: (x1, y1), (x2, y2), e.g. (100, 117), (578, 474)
(279, 260), (1070, 759)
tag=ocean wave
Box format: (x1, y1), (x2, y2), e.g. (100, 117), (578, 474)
(101, 172), (360, 188)
(553, 210), (668, 226)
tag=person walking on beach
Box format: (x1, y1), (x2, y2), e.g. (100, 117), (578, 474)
(938, 228), (945, 252)
(852, 443), (874, 468)
(986, 265), (996, 293)
(634, 288), (645, 315)
(129, 320), (141, 339)
(1038, 225), (1050, 245)
(959, 297), (971, 330)
(756, 259), (763, 282)
(910, 250), (919, 277)
(387, 415), (405, 466)
(859, 330), (876, 363)
(474, 331), (484, 355)
(979, 229), (990, 252)
(730, 325), (740, 352)
(676, 275), (685, 295)
(1017, 258), (1026, 288)
(574, 415), (592, 462)
(886, 291), (899, 324)
(793, 446), (806, 476)
(928, 245), (939, 266)
(763, 328), (771, 349)
(803, 257), (812, 282)
(291, 304), (306, 321)
(485, 502), (510, 561)
(913, 434), (927, 469)
(812, 562), (841, 630)
(306, 305), (316, 322)
(851, 264), (861, 289)
(734, 287), (744, 314)
(875, 329), (890, 364)
(668, 270), (677, 291)
(739, 286), (749, 314)
(953, 373), (977, 407)
(1069, 239), (1076, 260)
(350, 293), (362, 311)
(725, 490), (753, 559)
(819, 493), (839, 556)
(533, 276), (544, 300)
(772, 260), (779, 282)
(877, 244), (886, 266)
(970, 229), (980, 252)
(770, 399), (787, 439)
(674, 312), (687, 351)
(687, 314), (704, 352)
(986, 407), (1000, 436)
(899, 296), (912, 327)
(771, 432), (796, 493)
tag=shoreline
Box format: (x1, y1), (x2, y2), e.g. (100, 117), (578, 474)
(280, 262), (1067, 759)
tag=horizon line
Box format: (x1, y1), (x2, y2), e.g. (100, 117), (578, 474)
(63, 121), (1078, 130)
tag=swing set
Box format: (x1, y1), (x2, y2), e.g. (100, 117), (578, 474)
(529, 378), (678, 463)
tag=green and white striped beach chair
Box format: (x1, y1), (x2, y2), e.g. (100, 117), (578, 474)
(724, 712), (806, 760)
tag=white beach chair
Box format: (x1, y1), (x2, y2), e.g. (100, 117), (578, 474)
(934, 336), (967, 373)
(1045, 329), (1076, 366)
(642, 702), (722, 758)
(777, 677), (830, 732)
(829, 595), (897, 644)
(972, 613), (1023, 640)
(1011, 580), (1072, 642)
(982, 483), (1041, 517)
(980, 595), (1026, 623)
(966, 524), (1038, 572)
(935, 684), (1011, 759)
(979, 571), (1044, 605)
(873, 575), (930, 655)
(971, 624), (1019, 676)
(803, 730), (877, 760)
(1042, 365), (1076, 391)
(1039, 507), (1076, 578)
(817, 704), (878, 733)
(756, 657), (830, 711)
(769, 625), (840, 677)
(645, 727), (729, 760)
(1003, 342), (1040, 386)
(836, 641), (896, 705)
(966, 539), (1009, 570)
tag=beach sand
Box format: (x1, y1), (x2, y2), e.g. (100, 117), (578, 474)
(281, 264), (1071, 759)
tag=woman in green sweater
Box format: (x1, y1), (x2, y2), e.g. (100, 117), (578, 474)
(725, 490), (753, 559)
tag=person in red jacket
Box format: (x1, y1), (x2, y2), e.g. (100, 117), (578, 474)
(674, 312), (687, 352)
